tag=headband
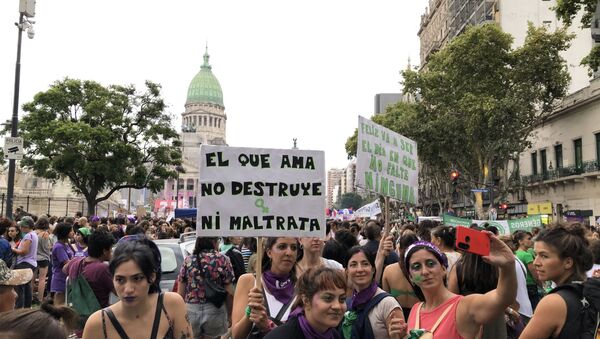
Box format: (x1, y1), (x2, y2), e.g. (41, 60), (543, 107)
(404, 240), (448, 269)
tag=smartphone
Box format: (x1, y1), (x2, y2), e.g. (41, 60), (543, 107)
(455, 226), (490, 257)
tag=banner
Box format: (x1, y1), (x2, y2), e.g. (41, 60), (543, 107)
(356, 116), (418, 204)
(442, 214), (542, 235)
(354, 200), (382, 218)
(442, 215), (472, 228)
(197, 145), (326, 237)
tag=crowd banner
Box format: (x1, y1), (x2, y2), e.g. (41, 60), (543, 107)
(197, 145), (326, 238)
(442, 214), (542, 235)
(355, 199), (382, 218)
(356, 116), (419, 204)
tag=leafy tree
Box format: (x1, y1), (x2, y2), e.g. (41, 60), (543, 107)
(17, 78), (182, 216)
(336, 192), (364, 210)
(554, 0), (600, 73)
(401, 23), (572, 218)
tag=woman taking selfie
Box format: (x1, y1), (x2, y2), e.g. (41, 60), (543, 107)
(400, 235), (516, 338)
(343, 246), (406, 339)
(265, 266), (347, 339)
(232, 237), (299, 338)
(83, 240), (192, 339)
(519, 223), (594, 339)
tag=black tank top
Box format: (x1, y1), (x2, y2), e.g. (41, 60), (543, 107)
(101, 292), (174, 339)
(554, 289), (582, 339)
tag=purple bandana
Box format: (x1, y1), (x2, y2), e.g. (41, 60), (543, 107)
(351, 281), (378, 310)
(297, 311), (337, 339)
(404, 240), (448, 269)
(263, 270), (294, 305)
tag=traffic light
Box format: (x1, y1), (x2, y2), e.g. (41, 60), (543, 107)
(499, 202), (508, 210)
(450, 170), (460, 185)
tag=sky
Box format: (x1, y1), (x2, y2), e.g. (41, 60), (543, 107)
(0, 0), (427, 171)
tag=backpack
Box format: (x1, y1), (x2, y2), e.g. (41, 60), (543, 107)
(225, 247), (246, 282)
(67, 259), (101, 329)
(550, 278), (600, 339)
(342, 292), (391, 339)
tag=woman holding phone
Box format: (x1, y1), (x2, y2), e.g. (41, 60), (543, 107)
(398, 233), (517, 338)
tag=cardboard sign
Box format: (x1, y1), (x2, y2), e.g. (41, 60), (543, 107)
(356, 116), (418, 204)
(197, 145), (326, 237)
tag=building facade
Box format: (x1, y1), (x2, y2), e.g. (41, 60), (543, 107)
(419, 0), (591, 94)
(516, 77), (600, 225)
(418, 0), (450, 67)
(327, 168), (345, 209)
(155, 47), (227, 216)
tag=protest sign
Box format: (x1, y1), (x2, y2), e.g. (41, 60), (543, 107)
(356, 116), (418, 203)
(355, 200), (382, 218)
(197, 145), (326, 238)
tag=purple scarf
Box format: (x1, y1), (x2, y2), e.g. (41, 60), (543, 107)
(351, 281), (378, 310)
(297, 312), (337, 339)
(263, 270), (294, 305)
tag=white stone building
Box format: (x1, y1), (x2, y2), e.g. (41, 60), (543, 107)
(154, 47), (227, 216)
(516, 77), (600, 224)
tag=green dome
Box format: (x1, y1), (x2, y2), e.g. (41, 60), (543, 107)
(186, 48), (224, 107)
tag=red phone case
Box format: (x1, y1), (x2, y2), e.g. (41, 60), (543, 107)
(455, 226), (490, 257)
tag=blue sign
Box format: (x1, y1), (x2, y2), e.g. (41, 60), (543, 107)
(470, 189), (489, 193)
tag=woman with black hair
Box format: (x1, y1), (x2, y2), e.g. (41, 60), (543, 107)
(431, 225), (461, 273)
(83, 240), (192, 339)
(448, 246), (506, 338)
(232, 237), (299, 338)
(343, 246), (405, 339)
(177, 237), (234, 339)
(520, 223), (595, 339)
(382, 232), (420, 321)
(0, 299), (78, 339)
(400, 237), (516, 338)
(50, 222), (73, 306)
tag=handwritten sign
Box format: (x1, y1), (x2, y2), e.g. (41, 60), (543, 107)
(197, 145), (326, 237)
(356, 116), (418, 204)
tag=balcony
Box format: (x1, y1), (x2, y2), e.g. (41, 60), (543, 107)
(20, 188), (53, 196)
(521, 161), (600, 185)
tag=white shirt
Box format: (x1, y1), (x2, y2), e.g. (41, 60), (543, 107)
(515, 257), (533, 317)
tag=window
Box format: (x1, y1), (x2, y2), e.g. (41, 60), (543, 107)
(541, 149), (547, 177)
(203, 116), (207, 126)
(531, 151), (538, 175)
(574, 138), (583, 169)
(209, 117), (213, 127)
(554, 144), (563, 169)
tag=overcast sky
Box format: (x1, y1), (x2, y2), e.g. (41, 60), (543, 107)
(0, 0), (427, 170)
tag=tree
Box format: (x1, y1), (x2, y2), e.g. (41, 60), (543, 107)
(17, 78), (182, 216)
(336, 192), (364, 210)
(554, 0), (600, 73)
(401, 23), (572, 218)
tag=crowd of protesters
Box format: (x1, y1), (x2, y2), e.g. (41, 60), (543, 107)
(0, 209), (598, 338)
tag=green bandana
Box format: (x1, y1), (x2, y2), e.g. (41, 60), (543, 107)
(407, 329), (429, 339)
(341, 310), (358, 339)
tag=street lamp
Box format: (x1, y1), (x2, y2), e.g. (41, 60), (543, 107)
(6, 1), (36, 220)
